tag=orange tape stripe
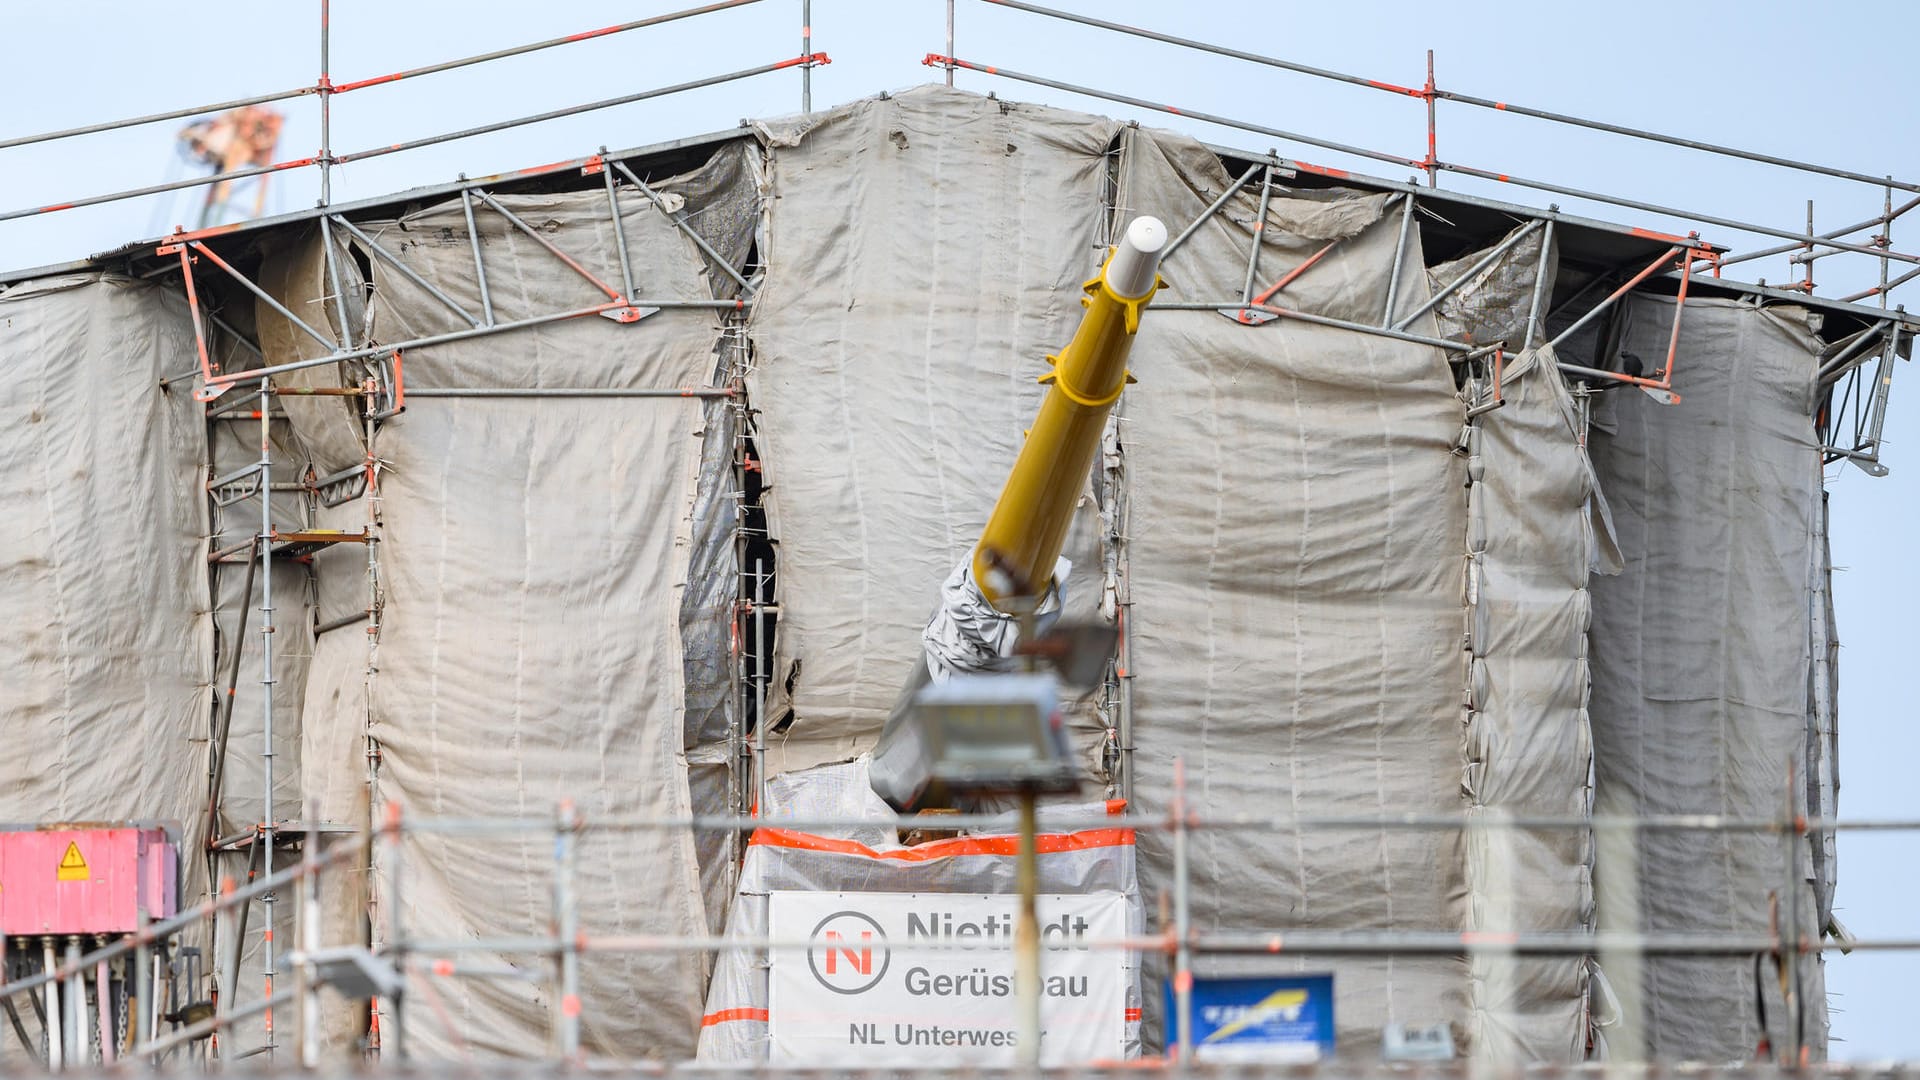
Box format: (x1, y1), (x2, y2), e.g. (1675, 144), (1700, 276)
(749, 826), (1135, 861)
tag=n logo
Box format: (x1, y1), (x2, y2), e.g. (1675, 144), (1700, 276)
(808, 911), (889, 994)
(824, 930), (872, 975)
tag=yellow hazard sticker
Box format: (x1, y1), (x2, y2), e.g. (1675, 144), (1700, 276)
(57, 842), (88, 881)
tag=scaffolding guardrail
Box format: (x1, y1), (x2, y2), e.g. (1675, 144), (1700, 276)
(935, 0), (1917, 309)
(1, 765), (1909, 1069)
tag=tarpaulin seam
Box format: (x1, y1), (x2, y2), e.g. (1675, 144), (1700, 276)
(1367, 307), (1402, 1010)
(1284, 323), (1309, 922)
(35, 291), (78, 816)
(1199, 278), (1223, 884)
(512, 398), (539, 957)
(423, 411), (454, 818)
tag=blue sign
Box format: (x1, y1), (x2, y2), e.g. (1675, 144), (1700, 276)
(1167, 974), (1336, 1062)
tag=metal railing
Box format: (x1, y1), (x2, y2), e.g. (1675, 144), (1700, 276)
(3, 0), (1912, 314)
(0, 0), (824, 230)
(3, 770), (1910, 1069)
(931, 0), (1918, 310)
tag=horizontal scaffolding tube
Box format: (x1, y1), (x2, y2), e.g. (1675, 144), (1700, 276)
(403, 387), (735, 398)
(1155, 301), (1473, 353)
(925, 55), (1420, 172)
(201, 297), (749, 391)
(0, 0), (768, 156)
(329, 0), (770, 94)
(1437, 161), (1919, 265)
(0, 86), (313, 153)
(0, 155), (317, 224)
(1, 56), (820, 227)
(389, 929), (1915, 959)
(976, 0), (1421, 99)
(134, 987), (293, 1059)
(1728, 193), (1920, 265)
(1844, 264), (1920, 305)
(333, 56), (825, 168)
(976, 0), (1918, 196)
(389, 810), (1916, 836)
(1556, 361), (1682, 393)
(1428, 89), (1920, 196)
(937, 57), (1881, 272)
(1185, 931), (1915, 958)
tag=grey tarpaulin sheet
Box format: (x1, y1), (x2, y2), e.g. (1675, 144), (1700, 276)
(254, 226), (372, 476)
(0, 275), (213, 825)
(1427, 223), (1557, 348)
(747, 86), (1120, 776)
(1586, 294), (1825, 1061)
(696, 758), (1142, 1063)
(265, 156), (749, 1056)
(1113, 127), (1476, 1051)
(0, 274), (215, 1063)
(670, 141), (761, 917)
(1464, 344), (1611, 1060)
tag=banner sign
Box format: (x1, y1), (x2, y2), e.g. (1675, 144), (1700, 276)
(1173, 973), (1336, 1063)
(768, 890), (1129, 1065)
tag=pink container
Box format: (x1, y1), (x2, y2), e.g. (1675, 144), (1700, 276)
(0, 825), (178, 936)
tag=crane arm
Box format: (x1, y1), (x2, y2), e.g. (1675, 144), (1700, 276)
(871, 215), (1168, 807)
(972, 215), (1168, 609)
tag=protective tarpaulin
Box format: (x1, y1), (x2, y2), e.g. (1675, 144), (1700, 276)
(0, 274), (214, 1063)
(1462, 344), (1611, 1060)
(1113, 126), (1475, 1051)
(696, 758), (1142, 1062)
(747, 86), (1121, 775)
(253, 226), (372, 476)
(0, 275), (212, 826)
(1426, 224), (1557, 348)
(683, 387), (740, 753)
(266, 151), (755, 1057)
(1586, 294), (1825, 1061)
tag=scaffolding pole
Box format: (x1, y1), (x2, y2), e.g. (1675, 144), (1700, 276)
(255, 380), (278, 1063)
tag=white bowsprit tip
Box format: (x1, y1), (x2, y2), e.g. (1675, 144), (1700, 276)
(1106, 215), (1168, 300)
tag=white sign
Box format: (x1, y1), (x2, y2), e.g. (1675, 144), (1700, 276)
(768, 890), (1130, 1066)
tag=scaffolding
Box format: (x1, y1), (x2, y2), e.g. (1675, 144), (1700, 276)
(0, 0), (1914, 1070)
(3, 788), (1919, 1066)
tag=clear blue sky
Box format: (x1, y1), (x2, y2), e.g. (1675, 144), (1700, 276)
(1, 0), (1913, 1060)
